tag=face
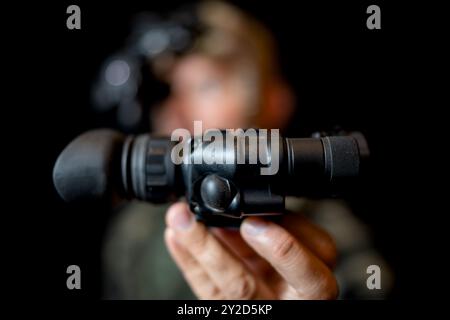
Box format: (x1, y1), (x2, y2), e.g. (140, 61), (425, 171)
(151, 54), (254, 135)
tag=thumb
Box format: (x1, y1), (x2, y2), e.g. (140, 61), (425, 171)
(240, 217), (338, 299)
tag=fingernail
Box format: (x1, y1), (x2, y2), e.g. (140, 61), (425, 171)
(242, 218), (268, 236)
(168, 205), (193, 231)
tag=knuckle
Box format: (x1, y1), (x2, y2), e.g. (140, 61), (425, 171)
(227, 272), (257, 300)
(186, 265), (205, 279)
(272, 233), (298, 263)
(204, 285), (222, 300)
(200, 250), (228, 274)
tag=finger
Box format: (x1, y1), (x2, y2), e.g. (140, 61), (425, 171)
(211, 228), (255, 260)
(280, 213), (337, 268)
(211, 228), (273, 277)
(166, 202), (274, 299)
(213, 214), (337, 271)
(241, 217), (338, 300)
(164, 228), (223, 299)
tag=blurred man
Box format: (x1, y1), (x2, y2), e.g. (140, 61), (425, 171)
(102, 1), (391, 299)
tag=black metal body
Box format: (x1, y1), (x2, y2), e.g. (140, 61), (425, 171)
(53, 129), (368, 226)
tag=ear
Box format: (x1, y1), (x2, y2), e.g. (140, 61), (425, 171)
(260, 78), (295, 129)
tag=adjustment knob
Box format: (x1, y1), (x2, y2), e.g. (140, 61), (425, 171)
(200, 174), (234, 213)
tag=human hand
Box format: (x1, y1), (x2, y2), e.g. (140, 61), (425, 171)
(164, 202), (338, 299)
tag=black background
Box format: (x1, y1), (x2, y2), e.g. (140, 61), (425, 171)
(7, 0), (436, 304)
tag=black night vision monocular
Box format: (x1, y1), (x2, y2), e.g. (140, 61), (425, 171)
(53, 129), (369, 226)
